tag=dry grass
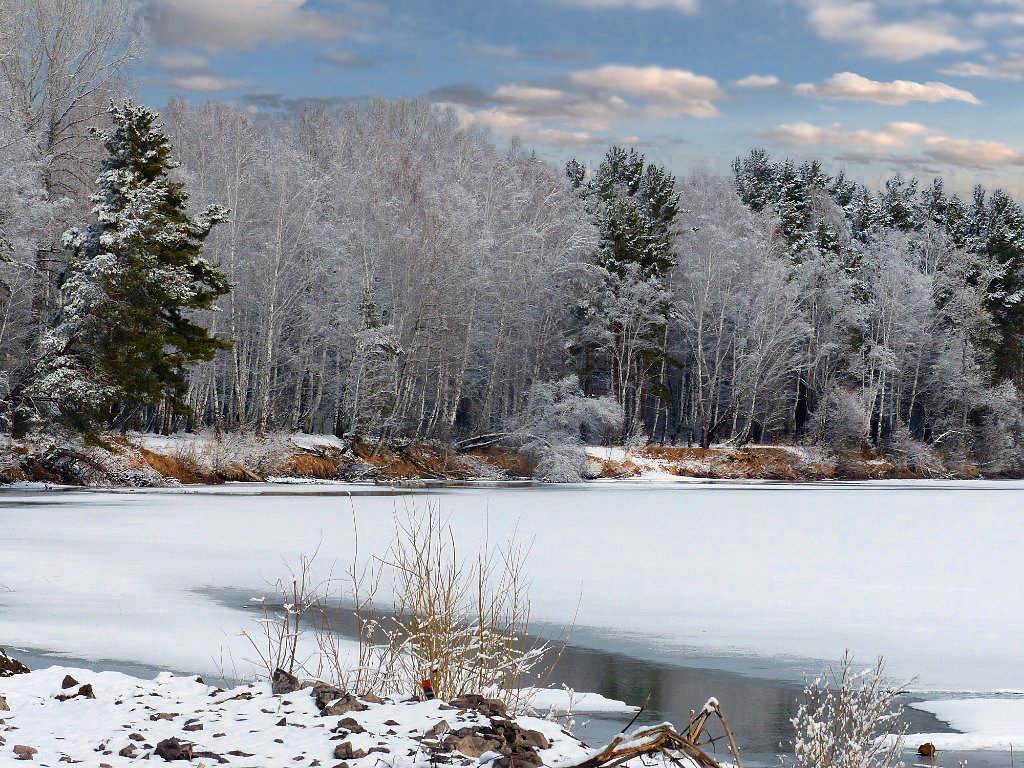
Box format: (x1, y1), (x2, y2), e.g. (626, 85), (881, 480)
(466, 446), (537, 479)
(138, 446), (215, 484)
(273, 452), (343, 480)
(597, 457), (642, 478)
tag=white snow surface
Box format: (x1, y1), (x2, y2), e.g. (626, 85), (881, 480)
(2, 481), (1024, 698)
(515, 687), (638, 715)
(0, 666), (588, 767)
(908, 698), (1024, 751)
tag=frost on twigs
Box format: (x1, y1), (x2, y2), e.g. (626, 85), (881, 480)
(242, 504), (563, 711)
(506, 375), (622, 482)
(792, 651), (910, 768)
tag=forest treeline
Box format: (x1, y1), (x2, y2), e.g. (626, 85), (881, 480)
(2, 0), (1023, 477)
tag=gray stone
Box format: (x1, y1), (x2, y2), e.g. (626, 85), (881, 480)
(272, 668), (300, 695)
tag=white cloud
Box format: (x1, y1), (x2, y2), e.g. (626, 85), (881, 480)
(884, 121), (934, 136)
(802, 0), (979, 60)
(145, 0), (357, 50)
(493, 85), (565, 102)
(941, 53), (1024, 80)
(557, 0), (698, 11)
(923, 136), (1024, 166)
(144, 73), (247, 92)
(758, 121), (922, 149)
(734, 74), (780, 89)
(440, 104), (598, 148)
(151, 51), (210, 74)
(794, 71), (980, 104)
(972, 11), (1024, 28)
(570, 64), (725, 118)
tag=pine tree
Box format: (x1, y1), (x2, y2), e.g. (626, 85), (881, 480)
(26, 100), (231, 431)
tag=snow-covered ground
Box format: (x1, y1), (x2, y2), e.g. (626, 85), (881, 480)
(0, 666), (592, 767)
(2, 482), (1023, 752)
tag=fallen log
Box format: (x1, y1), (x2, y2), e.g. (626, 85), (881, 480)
(567, 723), (734, 768)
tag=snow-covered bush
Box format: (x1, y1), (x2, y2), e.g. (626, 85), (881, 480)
(792, 651), (908, 768)
(507, 375), (622, 482)
(811, 386), (871, 449)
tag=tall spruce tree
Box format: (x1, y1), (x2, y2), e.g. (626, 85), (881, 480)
(26, 101), (230, 431)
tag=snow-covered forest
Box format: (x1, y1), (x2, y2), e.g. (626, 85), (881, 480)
(2, 0), (1024, 475)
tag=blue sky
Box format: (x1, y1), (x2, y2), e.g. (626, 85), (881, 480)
(138, 0), (1024, 197)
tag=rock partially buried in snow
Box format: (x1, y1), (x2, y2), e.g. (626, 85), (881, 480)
(333, 741), (368, 760)
(455, 734), (500, 758)
(0, 648), (29, 678)
(13, 744), (37, 760)
(154, 737), (192, 761)
(272, 667), (300, 695)
(0, 695), (9, 711)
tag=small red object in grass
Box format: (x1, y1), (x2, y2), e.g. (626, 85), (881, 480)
(421, 679), (436, 700)
(918, 743), (936, 757)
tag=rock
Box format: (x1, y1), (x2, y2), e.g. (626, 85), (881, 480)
(149, 712), (178, 721)
(321, 694), (369, 717)
(311, 682), (345, 709)
(154, 737), (192, 761)
(182, 722), (203, 732)
(13, 745), (37, 760)
(455, 735), (501, 758)
(383, 719), (399, 726)
(272, 668), (301, 695)
(0, 696), (8, 712)
(119, 745), (137, 758)
(276, 718), (287, 726)
(918, 743), (937, 757)
(0, 649), (29, 678)
(449, 695), (507, 719)
(520, 729), (551, 750)
(55, 683), (94, 702)
(61, 675), (79, 690)
(333, 742), (368, 760)
(360, 692), (384, 704)
(128, 733), (145, 741)
(194, 749), (228, 764)
(336, 717), (365, 734)
(428, 720), (452, 737)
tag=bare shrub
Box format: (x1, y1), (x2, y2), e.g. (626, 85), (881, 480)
(792, 651), (909, 768)
(242, 504), (561, 709)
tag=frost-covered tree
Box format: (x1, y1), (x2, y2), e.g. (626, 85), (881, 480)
(22, 101), (229, 431)
(0, 0), (140, 334)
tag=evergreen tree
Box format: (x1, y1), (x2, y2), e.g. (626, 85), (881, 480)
(26, 100), (231, 431)
(980, 189), (1024, 380)
(578, 146), (680, 280)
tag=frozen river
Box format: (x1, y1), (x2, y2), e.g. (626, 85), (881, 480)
(2, 480), (1023, 763)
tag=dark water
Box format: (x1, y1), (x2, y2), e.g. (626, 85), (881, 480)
(203, 588), (1006, 768)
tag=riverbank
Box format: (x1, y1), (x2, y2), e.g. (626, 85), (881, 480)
(0, 431), (1003, 487)
(0, 664), (595, 767)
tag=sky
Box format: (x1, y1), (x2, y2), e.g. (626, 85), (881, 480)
(136, 0), (1024, 197)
